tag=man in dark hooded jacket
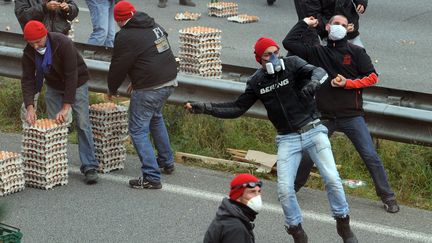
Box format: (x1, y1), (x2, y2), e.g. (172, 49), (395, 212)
(108, 1), (177, 189)
(204, 173), (263, 243)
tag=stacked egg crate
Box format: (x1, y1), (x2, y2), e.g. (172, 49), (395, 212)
(207, 2), (238, 17)
(22, 119), (69, 190)
(89, 103), (128, 173)
(0, 151), (25, 196)
(179, 26), (222, 79)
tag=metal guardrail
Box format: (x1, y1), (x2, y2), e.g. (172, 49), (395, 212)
(1, 31), (432, 146)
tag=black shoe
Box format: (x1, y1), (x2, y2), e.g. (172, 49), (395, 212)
(84, 169), (98, 185)
(129, 177), (162, 189)
(336, 216), (358, 243)
(267, 0), (276, 5)
(158, 0), (167, 8)
(179, 0), (195, 7)
(383, 199), (400, 213)
(285, 224), (308, 243)
(162, 165), (175, 175)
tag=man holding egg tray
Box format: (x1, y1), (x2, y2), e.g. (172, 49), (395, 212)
(20, 20), (99, 185)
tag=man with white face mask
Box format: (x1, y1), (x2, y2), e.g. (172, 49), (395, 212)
(204, 173), (262, 243)
(283, 15), (400, 218)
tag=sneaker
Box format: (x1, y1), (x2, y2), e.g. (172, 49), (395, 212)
(384, 199), (400, 213)
(129, 177), (162, 189)
(84, 169), (98, 185)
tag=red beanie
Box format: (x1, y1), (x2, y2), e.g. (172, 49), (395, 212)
(114, 1), (136, 22)
(254, 37), (279, 63)
(229, 173), (260, 200)
(23, 20), (48, 41)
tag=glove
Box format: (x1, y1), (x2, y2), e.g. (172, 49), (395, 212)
(300, 81), (320, 98)
(186, 101), (207, 114)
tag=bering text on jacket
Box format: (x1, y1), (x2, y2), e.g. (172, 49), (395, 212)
(260, 78), (289, 94)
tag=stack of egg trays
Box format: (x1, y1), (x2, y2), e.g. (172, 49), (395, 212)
(22, 124), (69, 190)
(207, 2), (238, 17)
(179, 27), (223, 79)
(89, 104), (128, 173)
(0, 152), (25, 196)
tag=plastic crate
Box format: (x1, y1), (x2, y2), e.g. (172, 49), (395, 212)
(0, 223), (23, 243)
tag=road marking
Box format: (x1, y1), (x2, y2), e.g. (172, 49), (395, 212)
(71, 167), (432, 242)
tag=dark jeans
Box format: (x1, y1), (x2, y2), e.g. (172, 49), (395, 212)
(295, 116), (396, 202)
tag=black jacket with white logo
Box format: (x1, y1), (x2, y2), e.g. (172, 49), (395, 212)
(108, 12), (177, 94)
(201, 56), (328, 134)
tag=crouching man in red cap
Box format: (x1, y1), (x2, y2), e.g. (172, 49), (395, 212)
(204, 173), (263, 243)
(21, 20), (99, 184)
(186, 37), (357, 242)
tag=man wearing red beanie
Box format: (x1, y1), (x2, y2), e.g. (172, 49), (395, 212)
(186, 36), (357, 242)
(108, 1), (177, 189)
(21, 20), (99, 185)
(204, 173), (262, 243)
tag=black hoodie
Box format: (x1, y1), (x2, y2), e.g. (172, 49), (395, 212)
(204, 198), (257, 243)
(108, 12), (177, 94)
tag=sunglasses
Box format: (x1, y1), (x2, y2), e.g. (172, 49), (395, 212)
(231, 181), (263, 190)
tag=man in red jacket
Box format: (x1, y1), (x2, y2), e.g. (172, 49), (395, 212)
(21, 20), (99, 184)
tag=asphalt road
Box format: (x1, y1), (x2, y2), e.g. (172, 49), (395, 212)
(0, 0), (431, 94)
(1, 132), (432, 242)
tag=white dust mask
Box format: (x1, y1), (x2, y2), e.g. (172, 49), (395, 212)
(36, 47), (46, 55)
(328, 25), (347, 41)
(246, 195), (263, 212)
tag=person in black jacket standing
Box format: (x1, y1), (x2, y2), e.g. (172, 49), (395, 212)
(186, 37), (357, 243)
(204, 173), (262, 243)
(283, 15), (400, 214)
(15, 0), (79, 35)
(294, 0), (367, 47)
(108, 1), (177, 189)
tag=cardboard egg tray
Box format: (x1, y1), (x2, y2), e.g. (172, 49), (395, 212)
(0, 152), (25, 196)
(207, 2), (238, 17)
(179, 36), (221, 45)
(23, 162), (68, 175)
(179, 26), (222, 38)
(22, 153), (67, 164)
(180, 42), (222, 50)
(90, 103), (128, 173)
(175, 12), (201, 21)
(180, 69), (222, 78)
(180, 57), (221, 65)
(22, 119), (70, 190)
(25, 174), (68, 190)
(227, 14), (259, 24)
(98, 160), (124, 174)
(1, 183), (25, 196)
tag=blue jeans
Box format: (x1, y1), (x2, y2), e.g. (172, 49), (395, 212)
(128, 86), (175, 182)
(85, 0), (115, 47)
(295, 116), (396, 202)
(45, 83), (99, 173)
(276, 124), (349, 226)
